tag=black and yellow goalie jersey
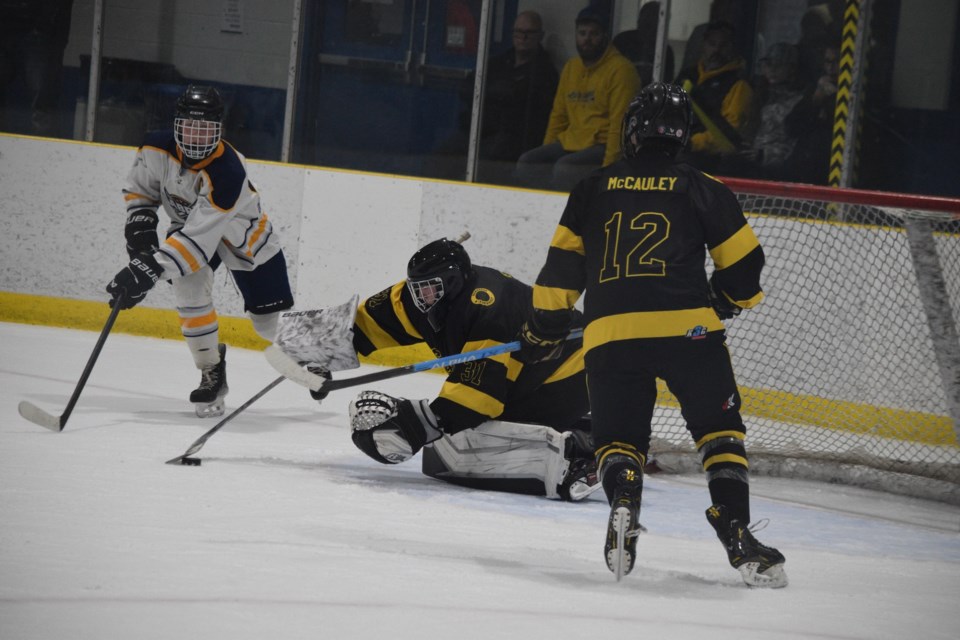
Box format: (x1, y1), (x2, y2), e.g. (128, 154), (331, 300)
(532, 148), (764, 355)
(353, 266), (584, 433)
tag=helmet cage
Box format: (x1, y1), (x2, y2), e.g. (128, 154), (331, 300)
(407, 276), (448, 313)
(174, 85), (224, 160)
(174, 117), (222, 160)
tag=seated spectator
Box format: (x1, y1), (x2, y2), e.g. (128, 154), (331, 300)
(783, 43), (840, 184)
(432, 11), (558, 182)
(674, 20), (754, 172)
(612, 1), (674, 87)
(719, 43), (805, 180)
(514, 7), (640, 191)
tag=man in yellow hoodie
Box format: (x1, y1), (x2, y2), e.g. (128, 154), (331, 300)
(675, 20), (754, 172)
(514, 7), (639, 191)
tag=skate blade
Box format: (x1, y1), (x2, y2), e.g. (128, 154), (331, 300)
(195, 400), (225, 418)
(566, 478), (603, 502)
(738, 562), (788, 588)
(606, 507), (633, 581)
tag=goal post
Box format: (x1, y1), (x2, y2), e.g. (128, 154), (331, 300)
(648, 177), (960, 505)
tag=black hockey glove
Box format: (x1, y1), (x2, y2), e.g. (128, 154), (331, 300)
(516, 319), (566, 364)
(349, 391), (442, 464)
(124, 209), (160, 258)
(106, 254), (162, 309)
(708, 274), (742, 320)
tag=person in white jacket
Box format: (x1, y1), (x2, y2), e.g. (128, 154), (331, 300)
(105, 85), (294, 418)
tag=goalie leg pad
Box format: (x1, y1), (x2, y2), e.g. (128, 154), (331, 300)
(350, 391), (441, 465)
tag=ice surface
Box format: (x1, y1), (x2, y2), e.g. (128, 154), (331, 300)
(2, 322), (959, 640)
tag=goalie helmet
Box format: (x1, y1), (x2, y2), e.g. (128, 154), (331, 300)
(407, 238), (473, 331)
(174, 85), (224, 161)
(621, 82), (691, 159)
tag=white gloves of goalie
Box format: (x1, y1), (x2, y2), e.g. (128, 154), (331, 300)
(349, 390), (442, 464)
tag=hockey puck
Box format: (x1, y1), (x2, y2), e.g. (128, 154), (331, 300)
(181, 457), (202, 466)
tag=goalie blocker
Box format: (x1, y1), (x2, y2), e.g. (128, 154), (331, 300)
(349, 391), (599, 501)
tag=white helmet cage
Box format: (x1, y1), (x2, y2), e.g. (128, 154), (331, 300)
(407, 276), (446, 313)
(174, 118), (222, 160)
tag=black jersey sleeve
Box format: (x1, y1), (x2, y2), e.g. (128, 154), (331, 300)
(352, 282), (427, 356)
(530, 185), (589, 332)
(693, 173), (766, 309)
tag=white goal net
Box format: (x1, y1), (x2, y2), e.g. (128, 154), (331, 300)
(649, 178), (960, 505)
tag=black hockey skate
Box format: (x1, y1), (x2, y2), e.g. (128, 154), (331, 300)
(604, 466), (644, 581)
(307, 365), (332, 403)
(558, 430), (601, 501)
(190, 343), (228, 418)
(706, 504), (788, 588)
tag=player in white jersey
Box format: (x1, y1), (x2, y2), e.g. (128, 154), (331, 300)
(106, 85), (295, 417)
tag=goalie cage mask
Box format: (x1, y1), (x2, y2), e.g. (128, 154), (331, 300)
(621, 82), (691, 159)
(174, 84), (225, 160)
(407, 238), (473, 331)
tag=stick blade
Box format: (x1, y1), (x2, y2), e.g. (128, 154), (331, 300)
(264, 345), (329, 391)
(18, 401), (63, 432)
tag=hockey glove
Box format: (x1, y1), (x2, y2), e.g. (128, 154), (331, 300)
(124, 208), (160, 258)
(349, 390), (442, 464)
(516, 320), (565, 364)
(708, 274), (742, 320)
(106, 254), (162, 309)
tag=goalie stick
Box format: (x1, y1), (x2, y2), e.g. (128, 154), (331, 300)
(18, 296), (123, 432)
(266, 328), (585, 394)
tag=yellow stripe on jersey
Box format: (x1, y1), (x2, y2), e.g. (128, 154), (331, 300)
(245, 214), (269, 257)
(391, 282), (422, 339)
(438, 381), (504, 418)
(463, 339), (515, 375)
(585, 308), (724, 349)
(550, 225), (585, 255)
(543, 347), (585, 383)
(354, 282), (422, 350)
(533, 284), (580, 310)
(165, 236), (202, 273)
(733, 289), (765, 309)
(709, 224), (760, 270)
(123, 191), (159, 203)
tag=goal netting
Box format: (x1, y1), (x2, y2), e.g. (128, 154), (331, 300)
(648, 177), (960, 505)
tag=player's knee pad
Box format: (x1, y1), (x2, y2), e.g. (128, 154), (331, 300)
(249, 311), (278, 342)
(697, 430), (749, 484)
(172, 266), (214, 307)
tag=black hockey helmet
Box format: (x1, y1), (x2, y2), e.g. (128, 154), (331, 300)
(621, 82), (691, 159)
(174, 85), (224, 160)
(406, 238), (473, 331)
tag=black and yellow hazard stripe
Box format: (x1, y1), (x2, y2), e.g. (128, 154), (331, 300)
(829, 0), (861, 187)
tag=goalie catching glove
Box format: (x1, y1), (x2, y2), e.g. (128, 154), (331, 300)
(350, 391), (442, 464)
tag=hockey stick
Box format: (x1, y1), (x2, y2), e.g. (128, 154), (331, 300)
(165, 375), (285, 465)
(18, 296), (124, 432)
(266, 328), (584, 393)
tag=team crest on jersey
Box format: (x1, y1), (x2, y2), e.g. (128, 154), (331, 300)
(685, 325), (707, 339)
(470, 288), (495, 306)
(163, 187), (195, 219)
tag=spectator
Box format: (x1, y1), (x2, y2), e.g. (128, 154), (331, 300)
(678, 0), (752, 79)
(0, 0), (74, 136)
(433, 11), (558, 182)
(783, 42), (840, 184)
(675, 20), (754, 172)
(720, 42), (805, 180)
(612, 1), (675, 88)
(514, 6), (640, 191)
